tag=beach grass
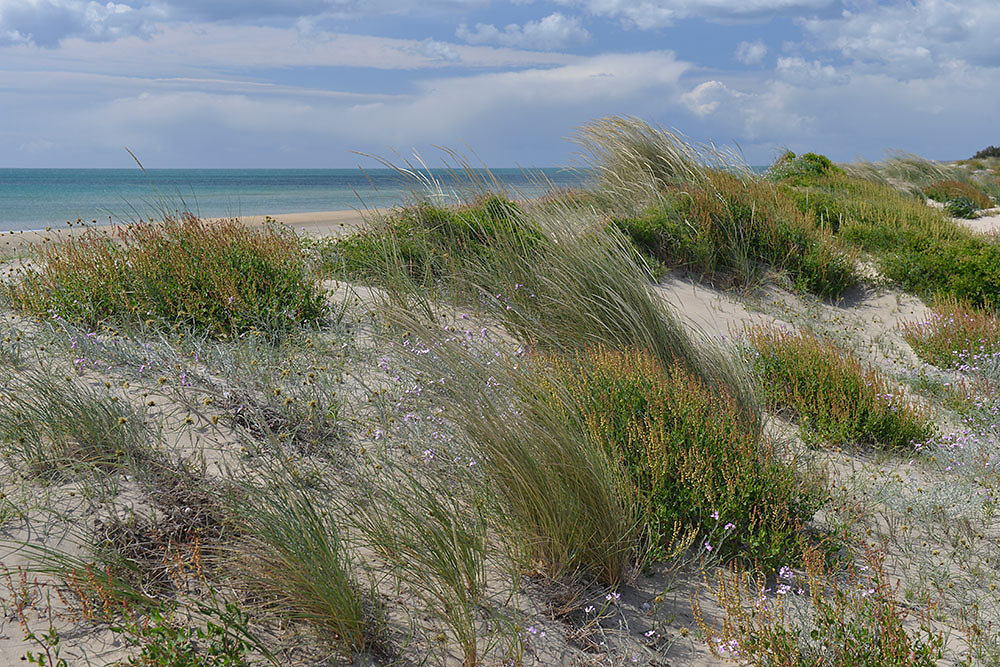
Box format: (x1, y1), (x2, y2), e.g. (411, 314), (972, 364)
(7, 116), (1000, 664)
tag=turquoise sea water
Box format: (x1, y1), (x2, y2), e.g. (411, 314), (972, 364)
(0, 168), (586, 231)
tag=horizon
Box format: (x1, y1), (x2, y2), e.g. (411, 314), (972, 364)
(1, 1), (997, 169)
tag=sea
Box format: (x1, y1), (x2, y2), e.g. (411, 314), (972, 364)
(0, 168), (587, 232)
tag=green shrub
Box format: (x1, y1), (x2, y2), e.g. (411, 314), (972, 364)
(923, 180), (991, 209)
(945, 197), (978, 219)
(745, 326), (933, 450)
(614, 171), (856, 299)
(11, 215), (324, 338)
(901, 298), (1000, 369)
(973, 146), (1000, 160)
(785, 174), (1000, 308)
(880, 235), (1000, 310)
(320, 195), (535, 290)
(547, 346), (823, 567)
(768, 151), (845, 185)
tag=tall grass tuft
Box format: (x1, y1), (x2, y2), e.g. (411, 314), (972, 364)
(460, 207), (762, 430)
(11, 215), (324, 338)
(0, 365), (151, 476)
(613, 170), (856, 298)
(744, 325), (933, 450)
(226, 476), (371, 657)
(353, 468), (494, 667)
(573, 117), (856, 298)
(545, 346), (823, 567)
(573, 115), (746, 208)
(394, 324), (641, 587)
(923, 180), (992, 210)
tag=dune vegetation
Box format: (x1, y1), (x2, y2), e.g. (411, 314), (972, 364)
(4, 117), (1000, 665)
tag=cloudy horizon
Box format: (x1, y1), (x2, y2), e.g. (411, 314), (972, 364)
(1, 0), (997, 168)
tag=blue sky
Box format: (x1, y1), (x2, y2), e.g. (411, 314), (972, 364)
(1, 0), (998, 167)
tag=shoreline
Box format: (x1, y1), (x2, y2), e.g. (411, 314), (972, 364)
(0, 208), (378, 255)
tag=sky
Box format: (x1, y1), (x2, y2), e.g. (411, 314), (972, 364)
(1, 0), (998, 168)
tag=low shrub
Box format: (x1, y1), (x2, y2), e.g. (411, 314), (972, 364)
(697, 546), (944, 665)
(547, 346), (823, 568)
(901, 298), (1000, 369)
(786, 174), (1000, 308)
(768, 151), (845, 185)
(923, 180), (991, 209)
(614, 171), (856, 298)
(744, 326), (932, 450)
(319, 195), (534, 290)
(11, 215), (324, 338)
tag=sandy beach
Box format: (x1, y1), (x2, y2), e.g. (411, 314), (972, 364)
(0, 208), (377, 257)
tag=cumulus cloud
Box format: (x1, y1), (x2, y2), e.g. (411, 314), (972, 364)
(775, 56), (846, 86)
(735, 40), (766, 65)
(800, 0), (1000, 75)
(417, 38), (461, 61)
(456, 12), (590, 50)
(0, 0), (159, 47)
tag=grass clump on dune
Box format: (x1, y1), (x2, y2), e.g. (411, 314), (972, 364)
(575, 117), (857, 299)
(228, 477), (374, 657)
(11, 214), (324, 338)
(613, 171), (856, 298)
(547, 346), (822, 568)
(745, 325), (932, 450)
(0, 365), (151, 477)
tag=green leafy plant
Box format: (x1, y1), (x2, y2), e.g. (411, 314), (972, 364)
(744, 325), (933, 450)
(11, 215), (324, 338)
(945, 197), (978, 219)
(113, 603), (253, 667)
(546, 346), (823, 567)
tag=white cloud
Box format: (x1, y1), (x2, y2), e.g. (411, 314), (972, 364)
(3, 50), (692, 165)
(0, 23), (576, 74)
(553, 0), (835, 29)
(800, 0), (1000, 75)
(0, 0), (160, 47)
(0, 0), (494, 47)
(456, 12), (590, 50)
(735, 40), (766, 65)
(417, 38), (461, 61)
(775, 56), (846, 86)
(680, 80), (735, 116)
